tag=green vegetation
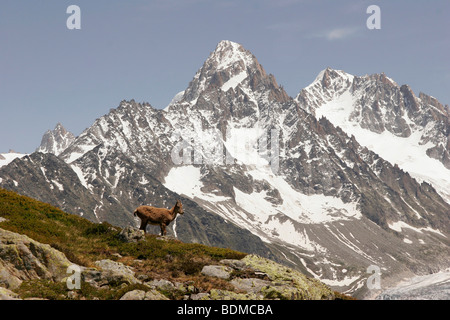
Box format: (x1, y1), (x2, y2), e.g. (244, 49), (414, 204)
(15, 279), (155, 301)
(0, 188), (245, 266)
(0, 188), (245, 299)
(0, 188), (352, 300)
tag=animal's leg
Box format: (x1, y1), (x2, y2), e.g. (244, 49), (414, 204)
(160, 224), (167, 236)
(139, 220), (148, 234)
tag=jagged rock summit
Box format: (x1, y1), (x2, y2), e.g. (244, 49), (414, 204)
(37, 123), (75, 156)
(180, 40), (288, 105)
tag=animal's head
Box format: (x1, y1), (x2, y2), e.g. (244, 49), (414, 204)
(175, 200), (184, 214)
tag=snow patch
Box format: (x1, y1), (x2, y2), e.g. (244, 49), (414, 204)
(235, 167), (362, 224)
(70, 164), (88, 189)
(139, 176), (149, 185)
(223, 126), (272, 168)
(388, 220), (445, 237)
(52, 180), (64, 191)
(321, 275), (360, 287)
(163, 165), (229, 202)
(221, 70), (247, 91)
(164, 91), (185, 111)
(0, 152), (27, 168)
(65, 144), (97, 163)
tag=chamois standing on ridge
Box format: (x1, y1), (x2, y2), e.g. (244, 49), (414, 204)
(133, 200), (184, 236)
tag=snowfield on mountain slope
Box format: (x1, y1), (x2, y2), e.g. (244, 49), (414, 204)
(221, 70), (248, 91)
(234, 167), (362, 224)
(163, 164), (362, 251)
(313, 88), (450, 204)
(163, 165), (229, 202)
(164, 119), (362, 226)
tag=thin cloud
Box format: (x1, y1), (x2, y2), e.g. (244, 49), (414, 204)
(308, 26), (360, 41)
(326, 27), (359, 40)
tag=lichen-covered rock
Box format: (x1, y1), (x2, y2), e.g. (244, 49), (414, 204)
(230, 278), (271, 295)
(240, 255), (335, 300)
(148, 279), (175, 291)
(197, 255), (335, 300)
(209, 289), (260, 300)
(219, 259), (248, 270)
(0, 228), (72, 290)
(201, 265), (232, 279)
(190, 292), (210, 300)
(0, 287), (21, 300)
(90, 259), (141, 287)
(81, 259), (141, 288)
(120, 289), (169, 300)
(117, 226), (145, 243)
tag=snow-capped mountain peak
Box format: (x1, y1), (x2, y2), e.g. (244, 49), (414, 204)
(296, 69), (450, 203)
(181, 40), (287, 108)
(36, 123), (75, 156)
(208, 40), (255, 71)
(298, 67), (355, 111)
(166, 40), (256, 110)
(313, 67), (354, 85)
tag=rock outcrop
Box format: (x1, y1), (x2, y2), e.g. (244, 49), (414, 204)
(0, 228), (72, 290)
(117, 226), (145, 243)
(197, 255), (334, 300)
(0, 226), (335, 300)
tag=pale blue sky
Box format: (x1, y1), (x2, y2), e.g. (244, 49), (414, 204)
(1, 0), (449, 153)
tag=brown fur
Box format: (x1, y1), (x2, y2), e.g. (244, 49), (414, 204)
(133, 200), (184, 236)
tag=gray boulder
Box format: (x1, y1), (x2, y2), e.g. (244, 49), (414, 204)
(117, 227), (145, 243)
(201, 265), (232, 280)
(82, 259), (141, 288)
(86, 259), (141, 287)
(147, 278), (175, 291)
(0, 228), (72, 290)
(120, 289), (169, 300)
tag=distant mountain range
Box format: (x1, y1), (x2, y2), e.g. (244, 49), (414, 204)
(1, 40), (449, 299)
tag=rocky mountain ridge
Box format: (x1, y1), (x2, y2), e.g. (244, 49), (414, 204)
(0, 40), (449, 299)
(296, 67), (450, 202)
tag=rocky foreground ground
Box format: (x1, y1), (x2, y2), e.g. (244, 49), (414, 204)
(0, 226), (338, 300)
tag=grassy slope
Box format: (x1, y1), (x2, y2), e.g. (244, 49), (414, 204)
(0, 187), (352, 300)
(0, 187), (246, 299)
